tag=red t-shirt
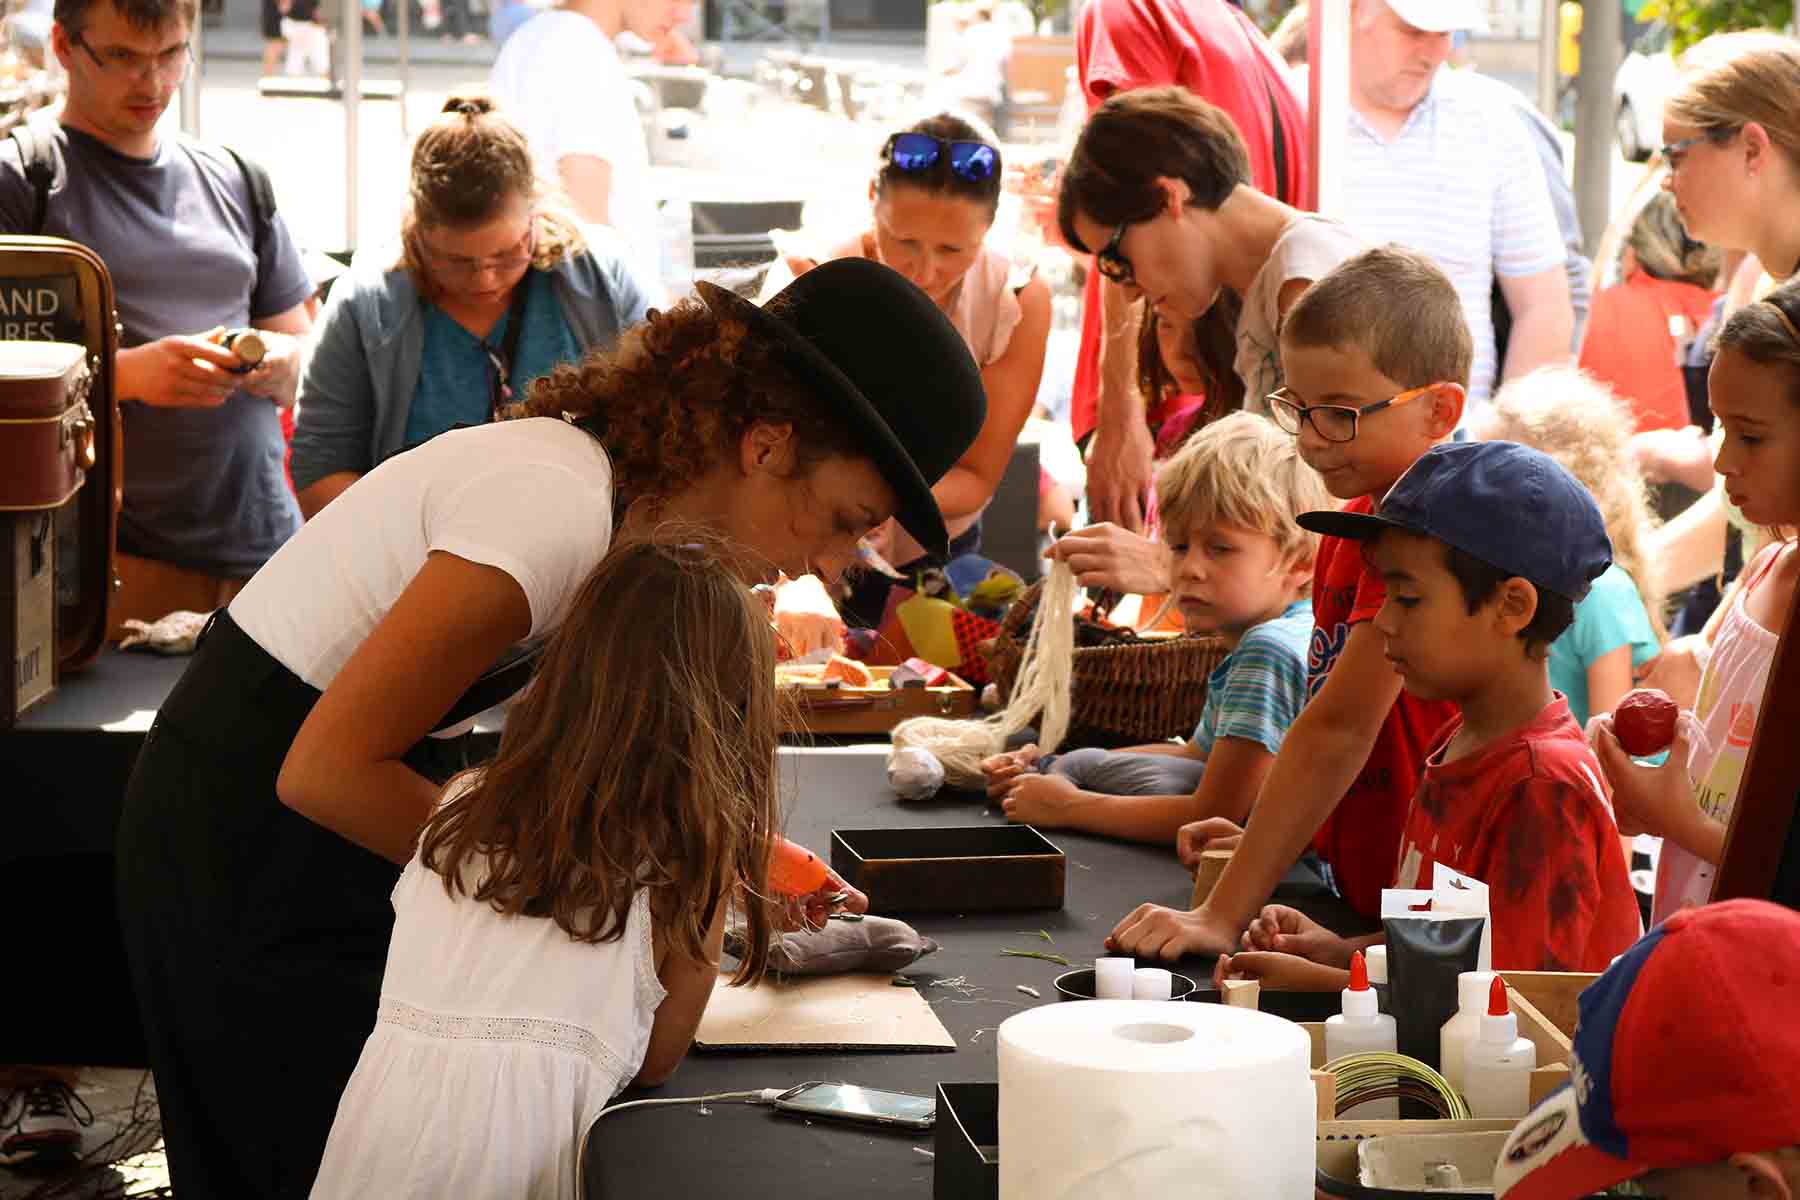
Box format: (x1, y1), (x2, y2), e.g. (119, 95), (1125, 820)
(1576, 269), (1718, 433)
(1393, 696), (1642, 972)
(1308, 495), (1458, 920)
(1070, 0), (1312, 442)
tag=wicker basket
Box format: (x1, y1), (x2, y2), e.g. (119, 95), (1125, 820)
(979, 581), (1228, 749)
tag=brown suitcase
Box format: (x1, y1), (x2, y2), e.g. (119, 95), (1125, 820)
(0, 341), (94, 510)
(0, 235), (120, 677)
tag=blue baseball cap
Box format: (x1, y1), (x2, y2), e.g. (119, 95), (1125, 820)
(1296, 441), (1612, 603)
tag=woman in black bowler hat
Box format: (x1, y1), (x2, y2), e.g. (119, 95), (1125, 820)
(114, 258), (986, 1199)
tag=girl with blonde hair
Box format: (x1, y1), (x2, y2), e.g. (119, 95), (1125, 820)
(1482, 365), (1666, 726)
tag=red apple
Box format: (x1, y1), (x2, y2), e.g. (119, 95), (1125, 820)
(1614, 688), (1679, 757)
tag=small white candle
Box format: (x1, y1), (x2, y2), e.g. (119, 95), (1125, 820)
(1132, 967), (1173, 1001)
(1094, 956), (1135, 999)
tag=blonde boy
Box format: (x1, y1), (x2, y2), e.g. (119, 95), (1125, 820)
(1112, 245), (1473, 959)
(982, 412), (1330, 846)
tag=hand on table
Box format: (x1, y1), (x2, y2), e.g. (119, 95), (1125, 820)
(997, 771), (1082, 828)
(1240, 904), (1355, 967)
(1045, 523), (1170, 597)
(1176, 817), (1244, 868)
(980, 743), (1041, 802)
(1107, 902), (1237, 962)
(772, 574), (846, 658)
(1214, 950), (1349, 993)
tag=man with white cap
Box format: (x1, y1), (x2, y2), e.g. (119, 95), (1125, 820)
(1343, 0), (1573, 425)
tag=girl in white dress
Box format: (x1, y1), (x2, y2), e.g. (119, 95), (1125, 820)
(311, 535), (784, 1198)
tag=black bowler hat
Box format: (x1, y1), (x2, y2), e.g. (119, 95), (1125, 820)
(695, 258), (987, 560)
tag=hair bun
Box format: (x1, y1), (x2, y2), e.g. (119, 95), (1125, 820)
(443, 94), (496, 117)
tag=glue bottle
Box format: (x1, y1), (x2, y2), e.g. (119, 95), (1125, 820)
(1326, 950), (1399, 1119)
(1463, 976), (1537, 1119)
(1438, 970), (1496, 1095)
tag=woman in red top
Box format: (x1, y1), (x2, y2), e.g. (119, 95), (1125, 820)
(1579, 192), (1720, 432)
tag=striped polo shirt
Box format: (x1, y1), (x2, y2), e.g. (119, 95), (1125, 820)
(1342, 69), (1564, 412)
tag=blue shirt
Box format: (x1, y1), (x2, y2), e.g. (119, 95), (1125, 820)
(406, 268), (582, 447)
(1548, 563), (1661, 726)
(1193, 599), (1314, 759)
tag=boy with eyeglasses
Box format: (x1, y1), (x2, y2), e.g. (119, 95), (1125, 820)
(0, 0), (315, 638)
(1113, 246), (1476, 960)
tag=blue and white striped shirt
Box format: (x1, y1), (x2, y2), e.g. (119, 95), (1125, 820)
(1342, 69), (1565, 410)
(1193, 600), (1315, 759)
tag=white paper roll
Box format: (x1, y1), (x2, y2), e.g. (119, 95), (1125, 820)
(1131, 967), (1172, 1000)
(998, 1000), (1315, 1198)
(1093, 956), (1134, 1000)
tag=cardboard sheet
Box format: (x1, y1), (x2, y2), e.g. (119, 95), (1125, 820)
(695, 971), (957, 1052)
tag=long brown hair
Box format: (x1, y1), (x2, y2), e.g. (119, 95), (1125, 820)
(417, 532), (782, 984)
(399, 92), (587, 302)
(513, 297), (863, 519)
(1135, 301), (1239, 428)
(1058, 86), (1252, 414)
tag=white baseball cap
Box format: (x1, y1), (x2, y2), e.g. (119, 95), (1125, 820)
(1383, 0), (1490, 34)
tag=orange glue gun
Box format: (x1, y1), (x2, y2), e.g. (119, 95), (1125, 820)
(769, 835), (831, 897)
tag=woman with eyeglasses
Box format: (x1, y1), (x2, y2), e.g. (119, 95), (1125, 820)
(290, 94), (653, 519)
(1045, 85), (1364, 598)
(763, 112), (1052, 629)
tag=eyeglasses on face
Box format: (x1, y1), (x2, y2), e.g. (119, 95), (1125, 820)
(1658, 126), (1737, 172)
(1093, 217), (1143, 286)
(71, 33), (193, 80)
(1266, 383), (1435, 443)
(881, 132), (1000, 183)
(419, 224), (536, 280)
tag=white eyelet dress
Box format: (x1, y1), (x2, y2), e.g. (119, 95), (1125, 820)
(309, 851), (668, 1199)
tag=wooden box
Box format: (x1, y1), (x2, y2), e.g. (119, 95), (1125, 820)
(778, 663), (976, 735)
(830, 825), (1065, 914)
(0, 341), (91, 512)
(3, 509), (55, 727)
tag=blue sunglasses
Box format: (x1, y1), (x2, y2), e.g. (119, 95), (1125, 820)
(882, 132), (1000, 183)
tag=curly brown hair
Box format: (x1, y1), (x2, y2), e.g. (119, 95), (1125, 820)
(512, 296), (864, 518)
(418, 531), (783, 985)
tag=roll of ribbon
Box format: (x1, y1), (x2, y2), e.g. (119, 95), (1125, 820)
(998, 1000), (1314, 1198)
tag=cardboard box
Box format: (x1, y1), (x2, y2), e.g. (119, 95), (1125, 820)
(2, 511), (54, 728)
(779, 663), (976, 735)
(831, 825), (1065, 913)
(1316, 1120), (1518, 1197)
(934, 1083), (998, 1200)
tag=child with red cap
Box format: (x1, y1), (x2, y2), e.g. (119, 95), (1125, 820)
(1495, 899), (1800, 1199)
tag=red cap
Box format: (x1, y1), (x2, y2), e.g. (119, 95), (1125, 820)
(1488, 974), (1510, 1017)
(1496, 900), (1800, 1198)
(1348, 950), (1368, 992)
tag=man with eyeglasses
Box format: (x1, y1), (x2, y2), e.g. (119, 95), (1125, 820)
(0, 0), (315, 637)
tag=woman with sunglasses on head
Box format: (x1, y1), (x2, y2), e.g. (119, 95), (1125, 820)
(1046, 85), (1365, 597)
(115, 253), (986, 1197)
(763, 112), (1052, 629)
(290, 93), (653, 520)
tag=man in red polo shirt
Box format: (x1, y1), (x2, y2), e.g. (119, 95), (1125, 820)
(1074, 0), (1310, 530)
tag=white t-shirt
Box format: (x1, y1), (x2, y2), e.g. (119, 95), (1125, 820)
(1234, 214), (1368, 415)
(491, 12), (658, 277)
(230, 418), (615, 697)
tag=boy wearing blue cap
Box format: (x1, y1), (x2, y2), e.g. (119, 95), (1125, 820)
(1229, 441), (1643, 979)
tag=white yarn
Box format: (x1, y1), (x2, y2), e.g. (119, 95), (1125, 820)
(889, 561), (1078, 790)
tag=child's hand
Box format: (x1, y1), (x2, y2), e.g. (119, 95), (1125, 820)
(1176, 817), (1244, 868)
(1590, 714), (1698, 840)
(1241, 904), (1355, 967)
(1214, 951), (1350, 993)
(980, 744), (1041, 799)
(998, 772), (1082, 828)
(780, 867), (869, 932)
(1108, 903), (1237, 962)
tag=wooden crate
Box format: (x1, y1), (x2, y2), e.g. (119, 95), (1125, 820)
(778, 663), (976, 735)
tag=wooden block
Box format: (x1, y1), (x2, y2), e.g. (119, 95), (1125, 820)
(1499, 971), (1596, 1042)
(1189, 849), (1233, 907)
(1221, 977), (1261, 1010)
(1311, 1069), (1337, 1122)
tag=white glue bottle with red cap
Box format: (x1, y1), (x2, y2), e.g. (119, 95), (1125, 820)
(1326, 950), (1399, 1119)
(1463, 975), (1537, 1118)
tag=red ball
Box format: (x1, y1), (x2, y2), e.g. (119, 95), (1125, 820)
(1614, 688), (1679, 757)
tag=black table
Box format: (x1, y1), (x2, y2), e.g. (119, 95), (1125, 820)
(583, 748), (1370, 1199)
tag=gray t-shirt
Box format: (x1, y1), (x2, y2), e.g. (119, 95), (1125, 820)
(0, 124), (314, 575)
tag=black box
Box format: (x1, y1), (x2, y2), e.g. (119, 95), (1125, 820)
(934, 1083), (998, 1199)
(831, 826), (1064, 913)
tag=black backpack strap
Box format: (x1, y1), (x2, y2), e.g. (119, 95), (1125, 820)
(10, 123), (58, 236)
(222, 144), (277, 264)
